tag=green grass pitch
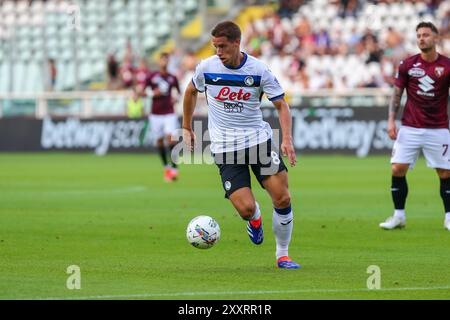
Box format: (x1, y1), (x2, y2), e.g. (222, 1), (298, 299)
(1, 153), (449, 300)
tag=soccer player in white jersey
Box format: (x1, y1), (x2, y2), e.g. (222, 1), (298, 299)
(182, 21), (300, 269)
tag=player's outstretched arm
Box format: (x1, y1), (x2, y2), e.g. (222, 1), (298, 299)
(387, 86), (404, 140)
(182, 81), (198, 151)
(272, 98), (297, 167)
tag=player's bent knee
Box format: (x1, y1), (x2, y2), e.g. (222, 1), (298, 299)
(229, 188), (256, 220)
(234, 201), (256, 220)
(240, 205), (256, 220)
(391, 164), (408, 177)
(273, 193), (291, 209)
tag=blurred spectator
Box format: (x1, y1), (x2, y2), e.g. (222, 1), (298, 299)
(324, 74), (335, 89)
(119, 54), (135, 89)
(167, 48), (184, 79)
(181, 50), (198, 74)
(383, 27), (404, 60)
(127, 87), (144, 118)
(314, 28), (331, 55)
(346, 27), (362, 49)
(385, 27), (403, 49)
(106, 54), (121, 90)
(295, 16), (316, 56)
(278, 0), (303, 19)
(135, 58), (152, 96)
(309, 70), (328, 90)
(365, 37), (383, 64)
(337, 0), (361, 18)
(419, 0), (441, 15)
(440, 8), (450, 37)
(124, 39), (136, 66)
(287, 55), (310, 90)
(269, 14), (289, 53)
(361, 28), (378, 45)
(46, 58), (57, 91)
(243, 20), (268, 57)
(288, 54), (305, 79)
(363, 75), (379, 88)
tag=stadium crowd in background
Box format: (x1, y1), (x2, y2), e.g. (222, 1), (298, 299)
(241, 0), (450, 92)
(103, 0), (450, 99)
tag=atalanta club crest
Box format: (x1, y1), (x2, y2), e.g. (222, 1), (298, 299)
(244, 76), (254, 86)
(435, 66), (444, 78)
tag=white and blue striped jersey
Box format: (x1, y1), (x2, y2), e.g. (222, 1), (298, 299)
(192, 52), (285, 153)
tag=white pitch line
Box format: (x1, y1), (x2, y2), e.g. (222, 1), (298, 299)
(35, 286), (450, 300)
(3, 186), (148, 196)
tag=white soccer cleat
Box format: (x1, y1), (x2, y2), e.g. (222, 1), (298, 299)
(444, 219), (450, 231)
(379, 216), (406, 230)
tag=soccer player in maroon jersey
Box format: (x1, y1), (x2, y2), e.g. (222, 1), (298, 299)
(149, 53), (181, 182)
(380, 22), (450, 231)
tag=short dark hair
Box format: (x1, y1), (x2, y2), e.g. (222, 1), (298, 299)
(416, 21), (439, 34)
(211, 21), (241, 41)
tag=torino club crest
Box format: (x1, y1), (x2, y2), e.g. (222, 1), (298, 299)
(435, 66), (444, 78)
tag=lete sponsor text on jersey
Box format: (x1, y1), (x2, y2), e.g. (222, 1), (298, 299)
(214, 87), (251, 102)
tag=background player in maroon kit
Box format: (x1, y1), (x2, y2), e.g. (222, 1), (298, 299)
(380, 22), (450, 231)
(149, 53), (181, 182)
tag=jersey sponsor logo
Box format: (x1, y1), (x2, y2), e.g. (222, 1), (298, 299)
(413, 62), (421, 67)
(417, 75), (435, 97)
(223, 102), (244, 113)
(153, 76), (170, 95)
(212, 77), (222, 82)
(435, 66), (444, 78)
(408, 67), (425, 77)
(214, 87), (251, 102)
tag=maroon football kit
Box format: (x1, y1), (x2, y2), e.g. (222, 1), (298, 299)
(394, 53), (450, 129)
(149, 71), (180, 115)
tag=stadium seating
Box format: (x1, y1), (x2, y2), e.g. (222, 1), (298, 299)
(1, 0), (450, 95)
(0, 0), (199, 93)
(243, 0), (450, 93)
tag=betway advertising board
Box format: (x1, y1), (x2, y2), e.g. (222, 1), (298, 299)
(0, 107), (394, 157)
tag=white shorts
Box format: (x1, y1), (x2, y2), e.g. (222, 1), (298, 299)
(391, 126), (450, 170)
(149, 113), (179, 141)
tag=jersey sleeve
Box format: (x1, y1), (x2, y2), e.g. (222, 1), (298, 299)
(394, 60), (408, 89)
(192, 61), (205, 92)
(261, 67), (285, 101)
